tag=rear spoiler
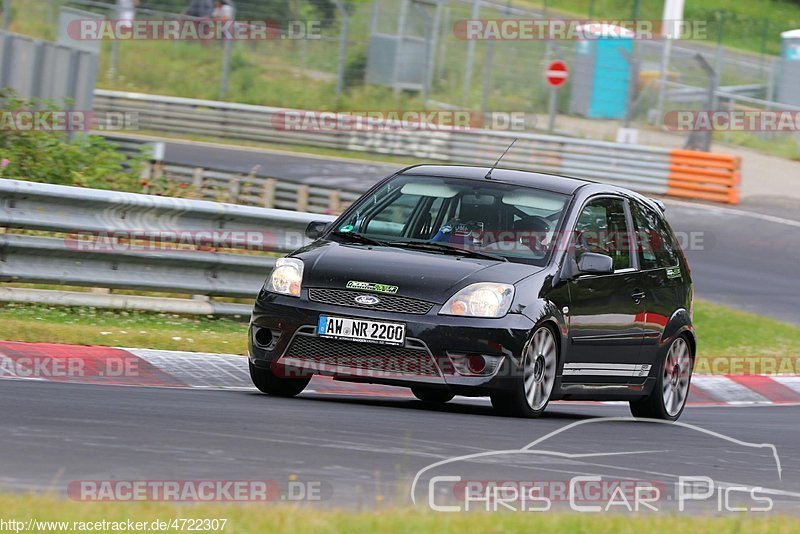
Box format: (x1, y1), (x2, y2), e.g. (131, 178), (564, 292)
(650, 198), (666, 212)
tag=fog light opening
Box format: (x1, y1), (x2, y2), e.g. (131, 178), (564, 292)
(447, 352), (503, 376)
(467, 354), (486, 374)
(254, 328), (273, 347)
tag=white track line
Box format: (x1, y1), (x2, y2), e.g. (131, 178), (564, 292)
(664, 199), (800, 228)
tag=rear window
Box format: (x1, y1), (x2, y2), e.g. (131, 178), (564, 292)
(630, 201), (680, 270)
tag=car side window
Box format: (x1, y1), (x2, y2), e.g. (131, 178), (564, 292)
(631, 201), (680, 270)
(575, 197), (631, 271)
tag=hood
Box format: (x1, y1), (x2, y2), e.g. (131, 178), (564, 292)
(293, 240), (542, 304)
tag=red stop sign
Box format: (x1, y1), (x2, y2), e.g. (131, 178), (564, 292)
(545, 60), (568, 87)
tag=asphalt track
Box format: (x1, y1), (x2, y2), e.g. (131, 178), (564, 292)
(2, 380), (799, 512)
(160, 137), (800, 324)
(2, 138), (795, 515)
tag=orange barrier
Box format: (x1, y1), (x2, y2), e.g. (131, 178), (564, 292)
(667, 149), (741, 204)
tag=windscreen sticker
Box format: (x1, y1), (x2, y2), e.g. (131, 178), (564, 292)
(666, 267), (681, 279)
(338, 224), (354, 233)
(346, 281), (399, 294)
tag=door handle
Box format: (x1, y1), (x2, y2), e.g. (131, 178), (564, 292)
(631, 291), (646, 301)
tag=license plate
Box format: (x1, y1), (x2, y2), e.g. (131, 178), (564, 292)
(317, 315), (406, 346)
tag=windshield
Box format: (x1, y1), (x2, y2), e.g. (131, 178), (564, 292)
(331, 175), (570, 266)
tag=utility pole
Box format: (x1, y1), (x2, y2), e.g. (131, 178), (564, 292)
(461, 0), (480, 103)
(655, 0), (685, 125)
(2, 0), (10, 31)
(333, 0), (349, 98)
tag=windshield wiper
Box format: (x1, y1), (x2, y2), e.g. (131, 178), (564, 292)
(387, 241), (507, 262)
(331, 230), (388, 247)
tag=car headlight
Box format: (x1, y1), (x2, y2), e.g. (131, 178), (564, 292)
(264, 257), (304, 297)
(439, 283), (515, 318)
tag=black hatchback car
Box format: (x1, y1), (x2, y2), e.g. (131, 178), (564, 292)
(248, 165), (695, 420)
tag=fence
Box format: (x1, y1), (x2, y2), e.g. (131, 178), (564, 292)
(9, 1), (795, 134)
(97, 135), (364, 213)
(0, 30), (98, 109)
(95, 89), (742, 203)
(0, 178), (335, 315)
(147, 162), (362, 214)
(39, 0), (800, 121)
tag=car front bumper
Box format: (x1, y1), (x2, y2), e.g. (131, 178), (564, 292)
(248, 290), (536, 396)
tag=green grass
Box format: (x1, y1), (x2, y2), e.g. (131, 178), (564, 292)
(0, 303), (248, 355)
(0, 493), (799, 533)
(715, 131), (800, 161)
(693, 300), (800, 374)
(526, 0), (800, 56)
(0, 300), (798, 373)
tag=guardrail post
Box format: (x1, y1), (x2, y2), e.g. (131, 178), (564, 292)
(152, 161), (163, 181)
(140, 162), (152, 182)
(228, 176), (241, 204)
(328, 190), (341, 214)
(297, 185), (310, 212)
(192, 168), (205, 198)
(262, 178), (276, 208)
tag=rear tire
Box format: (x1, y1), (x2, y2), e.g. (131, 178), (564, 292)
(491, 325), (557, 418)
(411, 386), (454, 403)
(629, 335), (693, 421)
(249, 361), (310, 397)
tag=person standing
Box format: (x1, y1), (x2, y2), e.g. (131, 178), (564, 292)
(184, 0), (214, 18)
(212, 0), (235, 20)
(117, 0), (139, 29)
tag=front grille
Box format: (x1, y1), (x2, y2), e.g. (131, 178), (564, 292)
(307, 288), (434, 315)
(281, 334), (440, 377)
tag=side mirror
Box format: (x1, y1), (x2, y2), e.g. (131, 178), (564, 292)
(305, 221), (330, 240)
(577, 252), (614, 275)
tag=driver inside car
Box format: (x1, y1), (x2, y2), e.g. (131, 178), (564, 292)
(431, 218), (485, 247)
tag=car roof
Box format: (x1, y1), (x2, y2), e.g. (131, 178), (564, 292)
(397, 164), (591, 195)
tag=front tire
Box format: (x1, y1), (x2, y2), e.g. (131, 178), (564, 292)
(629, 335), (693, 421)
(411, 386), (454, 403)
(249, 361), (310, 397)
(491, 325), (557, 418)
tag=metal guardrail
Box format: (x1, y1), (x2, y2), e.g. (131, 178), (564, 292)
(0, 179), (336, 314)
(94, 89), (741, 203)
(153, 163), (362, 214)
(96, 135), (362, 213)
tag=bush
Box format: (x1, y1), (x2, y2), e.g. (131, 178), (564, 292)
(0, 90), (146, 191)
(343, 50), (367, 91)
